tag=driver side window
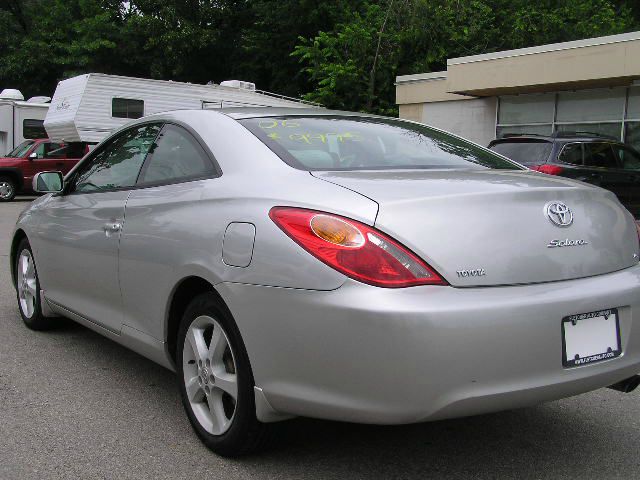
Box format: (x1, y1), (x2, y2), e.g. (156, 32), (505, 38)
(73, 123), (162, 193)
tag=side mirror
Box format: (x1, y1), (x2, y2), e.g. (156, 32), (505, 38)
(33, 171), (63, 193)
(28, 152), (38, 159)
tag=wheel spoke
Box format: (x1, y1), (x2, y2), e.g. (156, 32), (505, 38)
(213, 372), (238, 400)
(186, 327), (208, 361)
(207, 390), (229, 433)
(20, 254), (29, 276)
(25, 259), (35, 278)
(26, 279), (37, 296)
(185, 375), (204, 402)
(207, 326), (227, 363)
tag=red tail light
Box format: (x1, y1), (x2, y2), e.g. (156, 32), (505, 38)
(269, 207), (446, 288)
(530, 164), (564, 175)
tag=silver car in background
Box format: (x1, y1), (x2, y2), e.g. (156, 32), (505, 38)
(11, 109), (640, 456)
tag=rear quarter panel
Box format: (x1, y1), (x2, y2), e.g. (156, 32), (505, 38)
(118, 111), (379, 341)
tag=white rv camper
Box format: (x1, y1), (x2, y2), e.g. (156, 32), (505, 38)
(0, 89), (51, 156)
(44, 73), (317, 143)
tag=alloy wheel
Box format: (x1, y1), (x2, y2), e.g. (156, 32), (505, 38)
(17, 249), (37, 318)
(0, 181), (14, 200)
(182, 315), (238, 435)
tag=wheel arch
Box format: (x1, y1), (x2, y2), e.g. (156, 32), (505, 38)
(165, 276), (230, 366)
(0, 168), (25, 191)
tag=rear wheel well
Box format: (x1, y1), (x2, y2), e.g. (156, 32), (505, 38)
(10, 229), (27, 287)
(166, 277), (230, 362)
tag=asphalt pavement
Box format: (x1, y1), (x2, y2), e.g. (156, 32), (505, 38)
(1, 198), (639, 480)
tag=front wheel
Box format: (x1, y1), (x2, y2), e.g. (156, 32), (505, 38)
(177, 293), (271, 456)
(0, 176), (16, 202)
(15, 239), (52, 330)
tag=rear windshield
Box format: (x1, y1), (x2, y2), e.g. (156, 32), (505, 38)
(489, 140), (552, 166)
(240, 116), (522, 171)
(7, 140), (35, 158)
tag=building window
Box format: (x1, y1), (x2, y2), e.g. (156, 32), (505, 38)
(626, 88), (640, 152)
(496, 94), (554, 138)
(112, 98), (144, 119)
(556, 90), (625, 122)
(23, 119), (46, 139)
(497, 87), (640, 152)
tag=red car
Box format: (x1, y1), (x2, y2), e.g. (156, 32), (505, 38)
(0, 139), (89, 201)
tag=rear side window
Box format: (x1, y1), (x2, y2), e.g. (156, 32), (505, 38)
(31, 142), (64, 159)
(612, 145), (640, 171)
(584, 143), (619, 169)
(558, 143), (583, 165)
(488, 141), (552, 166)
(241, 116), (521, 171)
(42, 142), (88, 159)
(112, 98), (144, 119)
(23, 119), (46, 139)
(137, 124), (216, 185)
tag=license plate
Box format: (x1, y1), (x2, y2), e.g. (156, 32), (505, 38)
(562, 308), (621, 368)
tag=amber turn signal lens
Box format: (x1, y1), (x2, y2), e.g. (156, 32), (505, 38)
(310, 214), (365, 248)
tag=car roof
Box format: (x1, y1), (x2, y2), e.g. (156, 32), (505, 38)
(219, 107), (380, 120)
(491, 133), (620, 144)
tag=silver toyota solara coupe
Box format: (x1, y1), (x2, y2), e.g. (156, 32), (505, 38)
(11, 108), (640, 456)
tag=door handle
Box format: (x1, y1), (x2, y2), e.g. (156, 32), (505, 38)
(103, 222), (122, 235)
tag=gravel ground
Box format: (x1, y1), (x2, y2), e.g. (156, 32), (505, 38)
(0, 198), (639, 480)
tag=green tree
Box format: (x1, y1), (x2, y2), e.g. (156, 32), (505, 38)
(294, 0), (637, 115)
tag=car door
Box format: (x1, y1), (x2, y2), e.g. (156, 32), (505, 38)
(44, 142), (80, 175)
(118, 123), (220, 340)
(610, 144), (640, 218)
(34, 123), (162, 333)
(21, 142), (66, 187)
(582, 142), (629, 204)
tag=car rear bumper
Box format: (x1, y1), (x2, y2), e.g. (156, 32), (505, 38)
(217, 264), (640, 424)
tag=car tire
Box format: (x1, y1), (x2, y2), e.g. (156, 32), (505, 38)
(177, 292), (272, 456)
(0, 176), (17, 202)
(15, 239), (52, 330)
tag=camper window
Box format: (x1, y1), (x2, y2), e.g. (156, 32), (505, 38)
(112, 98), (144, 119)
(23, 119), (46, 139)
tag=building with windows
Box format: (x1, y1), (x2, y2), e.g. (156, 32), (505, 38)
(396, 31), (640, 151)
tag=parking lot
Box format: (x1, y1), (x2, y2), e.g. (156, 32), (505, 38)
(0, 199), (638, 480)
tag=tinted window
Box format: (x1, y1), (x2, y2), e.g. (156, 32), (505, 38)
(7, 140), (34, 157)
(112, 98), (144, 119)
(38, 142), (88, 159)
(558, 143), (583, 165)
(138, 124), (214, 185)
(584, 143), (619, 169)
(23, 119), (46, 139)
(489, 141), (552, 165)
(241, 116), (521, 171)
(32, 142), (64, 159)
(73, 124), (161, 193)
(613, 145), (640, 171)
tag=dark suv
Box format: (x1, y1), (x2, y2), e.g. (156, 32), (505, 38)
(488, 133), (640, 218)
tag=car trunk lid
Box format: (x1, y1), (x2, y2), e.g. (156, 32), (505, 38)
(312, 169), (639, 287)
